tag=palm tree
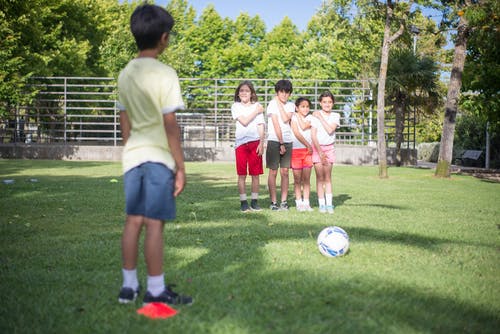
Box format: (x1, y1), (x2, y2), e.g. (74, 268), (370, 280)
(384, 49), (440, 166)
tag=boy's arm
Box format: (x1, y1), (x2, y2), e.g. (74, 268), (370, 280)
(119, 111), (131, 145)
(271, 114), (286, 155)
(164, 112), (186, 197)
(275, 97), (292, 124)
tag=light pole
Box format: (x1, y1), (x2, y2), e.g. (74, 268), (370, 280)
(410, 25), (420, 55)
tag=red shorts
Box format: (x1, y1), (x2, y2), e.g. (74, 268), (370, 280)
(291, 148), (313, 169)
(312, 144), (336, 164)
(235, 140), (264, 176)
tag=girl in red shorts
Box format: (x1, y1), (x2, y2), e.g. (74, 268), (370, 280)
(311, 91), (340, 214)
(291, 97), (314, 212)
(231, 81), (265, 212)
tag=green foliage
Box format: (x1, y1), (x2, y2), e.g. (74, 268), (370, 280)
(455, 94), (500, 167)
(1, 160), (500, 333)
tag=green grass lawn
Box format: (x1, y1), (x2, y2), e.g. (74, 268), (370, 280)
(0, 159), (499, 333)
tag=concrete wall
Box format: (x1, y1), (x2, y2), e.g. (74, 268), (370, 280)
(0, 143), (417, 166)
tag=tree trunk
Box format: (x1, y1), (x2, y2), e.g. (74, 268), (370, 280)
(376, 5), (392, 178)
(394, 93), (406, 167)
(435, 12), (469, 177)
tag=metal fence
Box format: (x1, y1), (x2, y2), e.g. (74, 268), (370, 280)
(0, 77), (416, 148)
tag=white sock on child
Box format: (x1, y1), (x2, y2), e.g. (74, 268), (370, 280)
(318, 198), (326, 207)
(251, 192), (259, 200)
(147, 274), (165, 297)
(326, 193), (333, 206)
(122, 268), (139, 290)
(240, 194), (247, 201)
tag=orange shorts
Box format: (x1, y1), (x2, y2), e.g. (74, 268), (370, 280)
(291, 148), (313, 169)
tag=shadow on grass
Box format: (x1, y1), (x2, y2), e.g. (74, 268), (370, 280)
(1, 163), (498, 333)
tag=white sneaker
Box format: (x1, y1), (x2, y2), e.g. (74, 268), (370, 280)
(303, 205), (313, 212)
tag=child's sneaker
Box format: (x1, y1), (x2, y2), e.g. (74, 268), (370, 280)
(143, 285), (193, 306)
(269, 202), (280, 211)
(250, 199), (262, 211)
(326, 205), (334, 214)
(118, 286), (140, 304)
(240, 200), (250, 212)
(280, 202), (289, 211)
(319, 205), (327, 213)
(303, 205), (313, 212)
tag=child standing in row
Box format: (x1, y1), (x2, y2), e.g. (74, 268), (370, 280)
(290, 97), (314, 212)
(231, 81), (265, 212)
(266, 80), (295, 211)
(311, 91), (340, 214)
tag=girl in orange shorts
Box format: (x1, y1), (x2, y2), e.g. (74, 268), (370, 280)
(291, 97), (314, 212)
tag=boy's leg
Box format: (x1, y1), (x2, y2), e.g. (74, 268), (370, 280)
(280, 167), (289, 203)
(119, 214), (142, 303)
(122, 214), (143, 270)
(268, 169), (278, 204)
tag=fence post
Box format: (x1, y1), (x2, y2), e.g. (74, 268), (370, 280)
(63, 77), (67, 143)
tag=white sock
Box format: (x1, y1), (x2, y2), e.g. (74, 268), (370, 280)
(239, 194), (247, 201)
(318, 198), (326, 207)
(122, 268), (139, 290)
(326, 193), (333, 206)
(303, 199), (310, 207)
(295, 199), (302, 207)
(251, 192), (259, 200)
(147, 274), (165, 297)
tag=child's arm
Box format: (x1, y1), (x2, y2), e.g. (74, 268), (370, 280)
(236, 103), (264, 127)
(296, 114), (312, 131)
(275, 97), (292, 124)
(313, 111), (338, 135)
(311, 126), (328, 165)
(270, 113), (286, 154)
(119, 111), (131, 145)
(256, 123), (265, 156)
(163, 112), (186, 197)
(291, 117), (312, 152)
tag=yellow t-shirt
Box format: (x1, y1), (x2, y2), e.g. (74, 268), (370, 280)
(117, 58), (184, 173)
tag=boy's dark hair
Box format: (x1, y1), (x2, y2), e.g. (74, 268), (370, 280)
(274, 80), (293, 94)
(295, 97), (311, 108)
(130, 4), (174, 51)
(234, 81), (258, 103)
(319, 90), (335, 104)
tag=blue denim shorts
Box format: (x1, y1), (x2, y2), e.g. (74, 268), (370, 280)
(124, 162), (176, 220)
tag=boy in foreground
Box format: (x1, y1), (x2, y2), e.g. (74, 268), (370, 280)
(117, 4), (192, 306)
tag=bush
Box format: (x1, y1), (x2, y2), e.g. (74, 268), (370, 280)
(417, 142), (440, 162)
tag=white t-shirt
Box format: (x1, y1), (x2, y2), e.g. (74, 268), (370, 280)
(266, 99), (295, 143)
(291, 113), (313, 149)
(231, 102), (265, 148)
(311, 111), (341, 145)
(117, 58), (185, 174)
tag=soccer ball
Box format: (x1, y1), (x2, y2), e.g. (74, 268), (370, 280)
(317, 226), (349, 257)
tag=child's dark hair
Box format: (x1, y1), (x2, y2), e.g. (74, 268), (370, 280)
(295, 97), (311, 108)
(274, 80), (293, 94)
(130, 4), (174, 51)
(234, 81), (258, 103)
(319, 90), (335, 104)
